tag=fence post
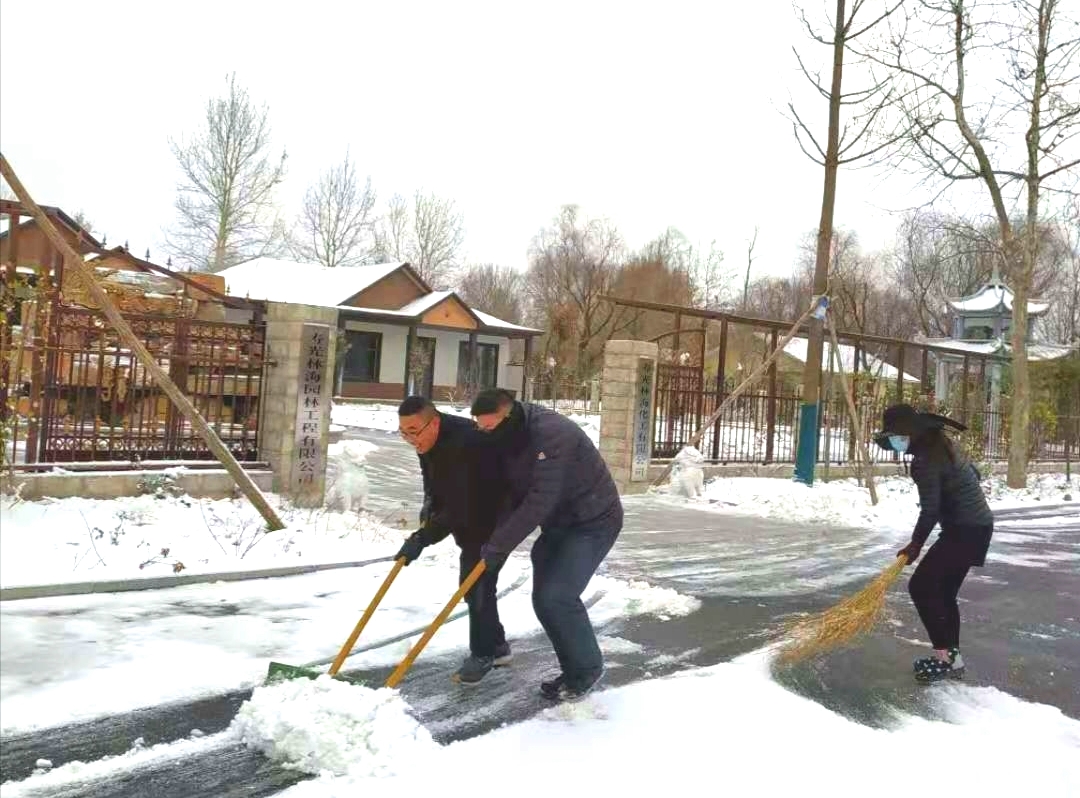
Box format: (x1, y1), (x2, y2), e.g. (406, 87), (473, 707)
(765, 328), (778, 464)
(712, 319), (727, 461)
(961, 355), (970, 427)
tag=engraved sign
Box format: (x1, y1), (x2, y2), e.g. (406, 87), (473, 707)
(292, 324), (331, 500)
(631, 358), (655, 481)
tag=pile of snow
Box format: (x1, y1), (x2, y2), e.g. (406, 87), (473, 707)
(590, 576), (702, 621)
(682, 470), (1075, 533)
(0, 485), (397, 588)
(323, 439), (376, 512)
(232, 677), (437, 778)
(983, 471), (1076, 507)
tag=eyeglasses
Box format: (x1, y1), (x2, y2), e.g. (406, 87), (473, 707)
(399, 416), (435, 441)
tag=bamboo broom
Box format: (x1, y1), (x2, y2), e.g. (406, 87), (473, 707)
(773, 553), (908, 666)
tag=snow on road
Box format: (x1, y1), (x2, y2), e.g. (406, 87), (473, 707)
(11, 651), (1076, 798)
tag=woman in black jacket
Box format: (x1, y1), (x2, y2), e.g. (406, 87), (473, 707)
(876, 404), (994, 683)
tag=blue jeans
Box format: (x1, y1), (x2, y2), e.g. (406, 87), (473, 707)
(530, 524), (620, 688)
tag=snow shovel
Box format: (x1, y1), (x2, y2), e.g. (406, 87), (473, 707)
(384, 560), (486, 688)
(266, 557), (406, 684)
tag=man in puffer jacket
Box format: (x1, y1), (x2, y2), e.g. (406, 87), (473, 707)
(470, 389), (623, 702)
(876, 403), (994, 683)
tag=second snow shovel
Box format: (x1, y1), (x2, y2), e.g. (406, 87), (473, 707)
(384, 560), (487, 688)
(266, 557), (406, 683)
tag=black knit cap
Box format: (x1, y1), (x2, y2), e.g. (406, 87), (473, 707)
(470, 388), (515, 415)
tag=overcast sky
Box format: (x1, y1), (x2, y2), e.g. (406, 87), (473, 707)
(1, 0), (962, 282)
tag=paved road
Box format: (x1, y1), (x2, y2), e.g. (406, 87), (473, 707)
(1, 427), (1076, 796)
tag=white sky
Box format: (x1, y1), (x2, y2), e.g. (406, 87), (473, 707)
(1, 0), (940, 280)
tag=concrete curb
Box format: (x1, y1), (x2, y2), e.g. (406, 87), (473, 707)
(0, 556), (396, 602)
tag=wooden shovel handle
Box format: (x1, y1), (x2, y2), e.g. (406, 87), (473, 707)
(384, 560), (487, 689)
(328, 558), (405, 676)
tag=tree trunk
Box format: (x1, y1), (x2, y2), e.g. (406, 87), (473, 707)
(1007, 236), (1031, 488)
(793, 0), (845, 484)
(1007, 0), (1051, 490)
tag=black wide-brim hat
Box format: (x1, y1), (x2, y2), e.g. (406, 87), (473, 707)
(880, 403), (967, 436)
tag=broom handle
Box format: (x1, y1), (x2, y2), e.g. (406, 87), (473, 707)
(384, 560), (487, 689)
(328, 558), (405, 676)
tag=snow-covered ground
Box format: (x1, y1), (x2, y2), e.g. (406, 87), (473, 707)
(0, 440), (389, 588)
(660, 464), (1076, 536)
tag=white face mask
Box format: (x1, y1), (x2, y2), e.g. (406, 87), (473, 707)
(888, 434), (910, 454)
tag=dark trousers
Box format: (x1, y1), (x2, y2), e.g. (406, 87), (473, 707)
(530, 524), (620, 688)
(908, 537), (975, 650)
(460, 547), (506, 658)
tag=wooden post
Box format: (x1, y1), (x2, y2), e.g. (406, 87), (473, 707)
(826, 314), (878, 505)
(403, 324), (417, 396)
(961, 355), (970, 426)
(0, 154), (285, 530)
(822, 339), (836, 481)
(521, 335), (532, 399)
(467, 331), (478, 395)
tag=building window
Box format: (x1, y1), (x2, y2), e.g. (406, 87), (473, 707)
(342, 330), (382, 382)
(457, 341), (499, 389)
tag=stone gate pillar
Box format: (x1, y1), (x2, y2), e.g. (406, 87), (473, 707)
(260, 301), (339, 507)
(598, 340), (660, 493)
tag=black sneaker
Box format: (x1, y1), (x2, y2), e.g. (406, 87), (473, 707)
(544, 668), (605, 702)
(539, 672), (565, 698)
(453, 655), (494, 684)
(914, 648), (965, 683)
(493, 642), (513, 667)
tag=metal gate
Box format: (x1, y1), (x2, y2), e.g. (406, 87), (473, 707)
(36, 307), (266, 462)
(651, 363), (704, 458)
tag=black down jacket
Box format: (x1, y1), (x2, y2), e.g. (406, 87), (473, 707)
(483, 402), (623, 556)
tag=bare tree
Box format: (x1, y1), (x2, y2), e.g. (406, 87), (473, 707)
(786, 0), (907, 482)
(71, 211), (94, 236)
(525, 205), (631, 380)
(372, 193), (410, 262)
(868, 0), (1080, 486)
(166, 73), (288, 272)
(637, 227), (732, 309)
(292, 152), (376, 268)
(458, 263), (524, 323)
(742, 227), (759, 310)
(372, 190), (464, 287)
(1041, 200), (1080, 344)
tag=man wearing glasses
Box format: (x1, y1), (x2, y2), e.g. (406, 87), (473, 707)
(394, 395), (511, 684)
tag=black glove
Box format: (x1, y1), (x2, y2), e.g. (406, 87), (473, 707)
(480, 545), (508, 574)
(897, 541), (923, 565)
(395, 532), (427, 565)
(419, 497), (433, 525)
